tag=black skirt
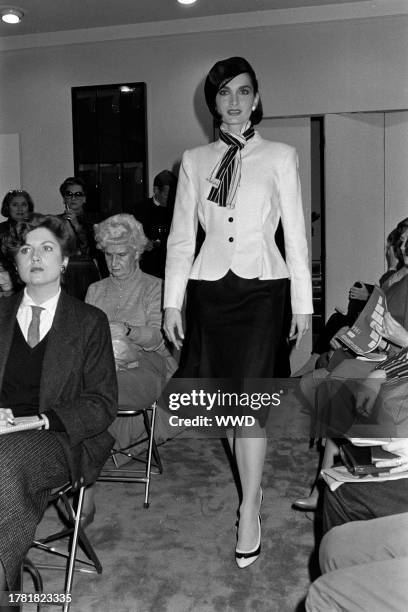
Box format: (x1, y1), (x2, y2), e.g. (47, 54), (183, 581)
(180, 270), (289, 379)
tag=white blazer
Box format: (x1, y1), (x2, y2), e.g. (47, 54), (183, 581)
(164, 132), (313, 314)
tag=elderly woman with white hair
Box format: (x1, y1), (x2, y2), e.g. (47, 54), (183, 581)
(82, 214), (177, 522)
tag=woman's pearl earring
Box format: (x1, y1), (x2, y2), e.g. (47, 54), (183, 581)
(252, 105), (256, 111)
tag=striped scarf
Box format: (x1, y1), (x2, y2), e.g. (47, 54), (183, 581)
(375, 346), (408, 381)
(207, 125), (255, 208)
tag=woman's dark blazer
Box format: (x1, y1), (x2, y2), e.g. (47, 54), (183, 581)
(0, 290), (118, 486)
(0, 220), (11, 237)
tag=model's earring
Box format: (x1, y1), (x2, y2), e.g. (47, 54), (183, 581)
(60, 265), (66, 273)
(252, 105), (256, 111)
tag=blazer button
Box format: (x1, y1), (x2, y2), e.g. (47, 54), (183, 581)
(229, 237), (234, 242)
(228, 217), (233, 222)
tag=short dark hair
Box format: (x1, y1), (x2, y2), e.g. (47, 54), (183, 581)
(204, 56), (263, 127)
(3, 214), (77, 260)
(386, 217), (408, 270)
(1, 190), (35, 218)
(397, 217), (408, 232)
(153, 170), (177, 191)
(59, 176), (87, 198)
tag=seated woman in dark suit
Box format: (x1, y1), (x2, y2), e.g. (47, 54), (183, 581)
(0, 214), (117, 591)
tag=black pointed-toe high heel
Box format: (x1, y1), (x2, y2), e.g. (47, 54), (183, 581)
(235, 488), (263, 569)
(235, 515), (261, 569)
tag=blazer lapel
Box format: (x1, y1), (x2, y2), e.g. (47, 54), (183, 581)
(40, 292), (81, 413)
(0, 293), (22, 389)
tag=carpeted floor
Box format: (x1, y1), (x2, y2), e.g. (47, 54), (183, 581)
(27, 390), (321, 612)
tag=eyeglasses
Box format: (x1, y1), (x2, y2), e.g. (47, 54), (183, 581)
(64, 191), (85, 199)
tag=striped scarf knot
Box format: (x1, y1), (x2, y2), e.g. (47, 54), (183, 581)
(207, 125), (255, 208)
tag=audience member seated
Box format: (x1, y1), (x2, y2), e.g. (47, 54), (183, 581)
(323, 436), (408, 532)
(82, 214), (178, 522)
(0, 214), (117, 592)
(0, 189), (34, 241)
(294, 232), (408, 511)
(135, 170), (177, 279)
(306, 512), (408, 612)
(294, 217), (408, 376)
(59, 176), (101, 300)
(0, 189), (35, 292)
(0, 262), (13, 297)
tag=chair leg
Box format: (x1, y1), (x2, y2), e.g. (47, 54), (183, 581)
(142, 403), (160, 508)
(22, 558), (43, 612)
(63, 487), (84, 612)
(142, 404), (163, 473)
(152, 438), (163, 474)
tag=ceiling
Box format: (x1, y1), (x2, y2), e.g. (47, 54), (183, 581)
(0, 0), (365, 38)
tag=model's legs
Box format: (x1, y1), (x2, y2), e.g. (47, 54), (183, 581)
(234, 424), (266, 551)
(226, 428), (234, 453)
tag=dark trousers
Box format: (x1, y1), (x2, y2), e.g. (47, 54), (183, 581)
(323, 479), (408, 533)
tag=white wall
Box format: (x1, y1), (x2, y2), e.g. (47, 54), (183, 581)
(325, 113), (385, 315)
(385, 111), (408, 233)
(0, 16), (407, 212)
(0, 134), (20, 220)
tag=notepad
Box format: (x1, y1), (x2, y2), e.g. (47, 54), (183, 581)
(0, 415), (46, 435)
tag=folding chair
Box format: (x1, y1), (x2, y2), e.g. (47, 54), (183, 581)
(24, 483), (102, 612)
(98, 401), (162, 508)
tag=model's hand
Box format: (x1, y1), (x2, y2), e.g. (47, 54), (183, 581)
(349, 282), (369, 301)
(289, 313), (310, 349)
(164, 308), (184, 350)
(382, 312), (408, 348)
(0, 408), (15, 428)
(376, 438), (408, 473)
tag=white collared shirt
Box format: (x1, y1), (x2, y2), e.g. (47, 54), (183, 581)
(17, 288), (61, 342)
